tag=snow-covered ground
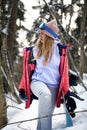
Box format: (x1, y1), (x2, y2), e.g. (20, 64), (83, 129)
(2, 79), (87, 130)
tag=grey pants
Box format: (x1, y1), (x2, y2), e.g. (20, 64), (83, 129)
(30, 80), (58, 130)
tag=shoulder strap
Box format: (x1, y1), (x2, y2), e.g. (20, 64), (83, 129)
(26, 45), (34, 51)
(27, 46), (36, 65)
(57, 43), (67, 56)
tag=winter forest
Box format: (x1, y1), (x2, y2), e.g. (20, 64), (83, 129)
(0, 0), (87, 129)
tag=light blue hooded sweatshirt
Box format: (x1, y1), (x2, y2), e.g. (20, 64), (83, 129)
(32, 39), (60, 88)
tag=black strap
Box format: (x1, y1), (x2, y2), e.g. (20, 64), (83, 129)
(27, 47), (36, 65)
(57, 43), (67, 56)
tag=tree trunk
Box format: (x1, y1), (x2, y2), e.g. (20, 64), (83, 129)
(0, 38), (7, 130)
(1, 34), (21, 104)
(6, 0), (21, 103)
(79, 0), (87, 77)
(7, 0), (19, 62)
(0, 0), (7, 128)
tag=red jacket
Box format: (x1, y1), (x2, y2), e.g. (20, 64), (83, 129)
(18, 44), (69, 108)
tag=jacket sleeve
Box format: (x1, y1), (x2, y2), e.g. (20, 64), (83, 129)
(56, 47), (69, 107)
(18, 48), (28, 92)
(18, 48), (34, 108)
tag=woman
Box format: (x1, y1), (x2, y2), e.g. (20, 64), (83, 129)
(19, 19), (70, 130)
(31, 19), (61, 130)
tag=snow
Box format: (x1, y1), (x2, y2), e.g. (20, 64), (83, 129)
(1, 81), (87, 130)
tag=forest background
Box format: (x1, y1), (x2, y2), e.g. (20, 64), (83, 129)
(0, 0), (87, 129)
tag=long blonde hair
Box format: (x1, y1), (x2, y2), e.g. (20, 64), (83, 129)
(36, 35), (54, 66)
